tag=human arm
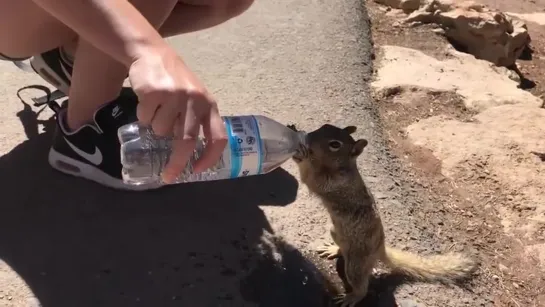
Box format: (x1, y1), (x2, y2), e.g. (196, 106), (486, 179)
(31, 0), (228, 183)
(31, 0), (167, 66)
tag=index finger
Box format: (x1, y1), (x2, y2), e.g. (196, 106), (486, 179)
(191, 107), (227, 173)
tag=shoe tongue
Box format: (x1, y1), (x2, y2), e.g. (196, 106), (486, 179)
(93, 88), (139, 131)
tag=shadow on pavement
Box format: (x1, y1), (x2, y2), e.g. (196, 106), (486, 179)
(0, 95), (336, 307)
(335, 256), (406, 307)
(240, 235), (340, 307)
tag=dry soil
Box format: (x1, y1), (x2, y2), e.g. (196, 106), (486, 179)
(368, 0), (545, 306)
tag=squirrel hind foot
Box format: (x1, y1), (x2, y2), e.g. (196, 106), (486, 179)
(334, 293), (365, 307)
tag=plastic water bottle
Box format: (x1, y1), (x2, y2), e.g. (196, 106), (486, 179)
(117, 115), (307, 187)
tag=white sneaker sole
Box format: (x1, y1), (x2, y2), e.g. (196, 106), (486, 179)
(48, 148), (163, 191)
(30, 55), (70, 95)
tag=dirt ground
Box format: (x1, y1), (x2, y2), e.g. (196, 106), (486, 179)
(367, 0), (545, 306)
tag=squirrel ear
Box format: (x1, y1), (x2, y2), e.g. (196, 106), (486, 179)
(351, 139), (368, 157)
(343, 126), (357, 134)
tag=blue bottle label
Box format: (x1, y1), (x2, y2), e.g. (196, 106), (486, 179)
(224, 116), (263, 178)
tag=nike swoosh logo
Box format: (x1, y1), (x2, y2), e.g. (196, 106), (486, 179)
(64, 137), (103, 165)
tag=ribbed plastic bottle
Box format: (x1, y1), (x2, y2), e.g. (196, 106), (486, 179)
(117, 115), (307, 187)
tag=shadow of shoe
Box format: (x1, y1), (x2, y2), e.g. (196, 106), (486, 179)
(0, 95), (336, 307)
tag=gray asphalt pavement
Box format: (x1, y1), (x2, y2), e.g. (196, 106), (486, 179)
(0, 0), (379, 306)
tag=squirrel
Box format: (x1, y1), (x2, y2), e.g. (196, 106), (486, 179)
(289, 123), (478, 307)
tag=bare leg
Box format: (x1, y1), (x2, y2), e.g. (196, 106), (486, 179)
(0, 0), (254, 130)
(0, 0), (178, 130)
(62, 0), (255, 129)
(159, 0), (254, 37)
(55, 0), (255, 62)
(65, 41), (127, 129)
(0, 0), (75, 58)
(66, 0), (179, 130)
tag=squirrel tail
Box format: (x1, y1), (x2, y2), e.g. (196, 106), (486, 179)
(382, 246), (478, 283)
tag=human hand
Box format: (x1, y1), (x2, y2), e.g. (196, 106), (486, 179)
(128, 47), (227, 184)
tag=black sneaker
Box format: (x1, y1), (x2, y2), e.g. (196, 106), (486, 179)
(47, 88), (162, 191)
(30, 47), (73, 95)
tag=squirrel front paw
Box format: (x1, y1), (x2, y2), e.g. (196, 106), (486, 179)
(293, 143), (310, 162)
(316, 242), (341, 259)
(287, 123), (298, 132)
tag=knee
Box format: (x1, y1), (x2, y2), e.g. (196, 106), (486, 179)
(229, 0), (254, 17)
(214, 0), (254, 19)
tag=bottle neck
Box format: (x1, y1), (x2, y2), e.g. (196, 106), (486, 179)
(296, 131), (308, 147)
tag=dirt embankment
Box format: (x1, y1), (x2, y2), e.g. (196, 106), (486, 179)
(367, 0), (545, 305)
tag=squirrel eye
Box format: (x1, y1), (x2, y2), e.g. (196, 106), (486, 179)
(328, 140), (343, 151)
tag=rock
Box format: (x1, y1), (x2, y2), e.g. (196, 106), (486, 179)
(371, 45), (542, 111)
(374, 0), (422, 13)
(408, 21), (423, 27)
(498, 263), (510, 274)
(374, 191), (390, 199)
(404, 0), (530, 67)
(428, 0), (487, 12)
(506, 12), (545, 26)
(386, 8), (408, 18)
(406, 11), (433, 23)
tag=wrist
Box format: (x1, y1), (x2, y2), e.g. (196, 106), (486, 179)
(123, 38), (164, 65)
(128, 41), (180, 68)
(126, 39), (176, 67)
